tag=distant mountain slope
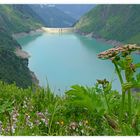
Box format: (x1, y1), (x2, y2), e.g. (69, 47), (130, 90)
(55, 4), (95, 20)
(29, 5), (76, 27)
(0, 5), (42, 34)
(0, 5), (42, 88)
(75, 5), (140, 44)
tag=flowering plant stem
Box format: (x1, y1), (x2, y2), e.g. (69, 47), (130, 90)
(48, 101), (58, 135)
(103, 91), (110, 114)
(112, 61), (125, 123)
(7, 111), (12, 136)
(128, 89), (132, 124)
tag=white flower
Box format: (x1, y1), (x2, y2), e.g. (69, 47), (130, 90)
(27, 122), (33, 129)
(12, 123), (17, 129)
(45, 120), (48, 126)
(11, 126), (15, 134)
(30, 122), (33, 129)
(45, 109), (49, 115)
(55, 122), (59, 125)
(41, 118), (45, 123)
(79, 121), (82, 126)
(23, 104), (27, 108)
(69, 122), (78, 130)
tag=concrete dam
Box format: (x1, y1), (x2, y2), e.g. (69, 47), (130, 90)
(42, 27), (75, 33)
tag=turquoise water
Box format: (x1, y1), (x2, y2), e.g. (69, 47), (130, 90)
(17, 33), (140, 93)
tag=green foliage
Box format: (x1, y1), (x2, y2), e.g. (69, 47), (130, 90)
(1, 43), (140, 136)
(0, 5), (42, 34)
(75, 5), (140, 44)
(0, 5), (43, 88)
(1, 4), (140, 136)
(0, 72), (140, 136)
(65, 85), (106, 114)
(0, 48), (33, 88)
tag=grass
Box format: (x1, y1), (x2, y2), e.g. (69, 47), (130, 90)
(0, 44), (140, 136)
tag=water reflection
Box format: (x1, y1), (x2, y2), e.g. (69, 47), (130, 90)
(16, 33), (140, 93)
(17, 33), (42, 46)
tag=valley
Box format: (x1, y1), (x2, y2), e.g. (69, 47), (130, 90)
(0, 4), (140, 136)
(16, 32), (120, 92)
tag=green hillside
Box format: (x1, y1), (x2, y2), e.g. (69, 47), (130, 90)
(75, 5), (140, 44)
(0, 5), (42, 33)
(1, 4), (140, 136)
(0, 5), (43, 88)
(0, 47), (33, 88)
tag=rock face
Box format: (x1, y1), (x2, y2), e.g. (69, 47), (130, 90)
(14, 47), (40, 87)
(0, 48), (34, 88)
(30, 71), (39, 86)
(15, 48), (30, 59)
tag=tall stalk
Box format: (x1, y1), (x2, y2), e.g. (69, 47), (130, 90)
(103, 91), (110, 113)
(113, 61), (123, 85)
(125, 56), (133, 124)
(128, 90), (132, 124)
(48, 101), (58, 135)
(98, 44), (140, 129)
(113, 60), (125, 123)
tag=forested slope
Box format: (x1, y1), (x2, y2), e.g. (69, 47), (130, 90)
(0, 5), (43, 88)
(75, 5), (140, 44)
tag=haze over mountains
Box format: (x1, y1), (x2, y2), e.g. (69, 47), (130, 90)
(55, 4), (95, 20)
(29, 5), (75, 27)
(29, 4), (95, 27)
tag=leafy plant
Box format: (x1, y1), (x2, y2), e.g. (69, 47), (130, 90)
(98, 44), (140, 126)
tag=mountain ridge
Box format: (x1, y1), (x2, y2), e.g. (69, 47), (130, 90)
(29, 5), (76, 28)
(75, 5), (140, 45)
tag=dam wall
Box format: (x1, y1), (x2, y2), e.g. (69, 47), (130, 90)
(42, 27), (75, 33)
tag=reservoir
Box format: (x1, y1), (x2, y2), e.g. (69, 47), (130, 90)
(16, 32), (140, 93)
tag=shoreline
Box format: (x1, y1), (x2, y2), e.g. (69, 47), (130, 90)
(12, 28), (44, 39)
(12, 28), (43, 87)
(15, 47), (30, 59)
(12, 27), (123, 89)
(30, 70), (39, 86)
(75, 30), (140, 55)
(14, 47), (39, 87)
(75, 30), (123, 47)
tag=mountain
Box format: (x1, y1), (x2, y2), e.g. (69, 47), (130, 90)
(75, 5), (140, 45)
(0, 5), (42, 88)
(29, 5), (76, 27)
(0, 5), (42, 34)
(55, 4), (95, 20)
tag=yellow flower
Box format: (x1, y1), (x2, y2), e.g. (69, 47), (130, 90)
(60, 120), (64, 125)
(85, 120), (88, 124)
